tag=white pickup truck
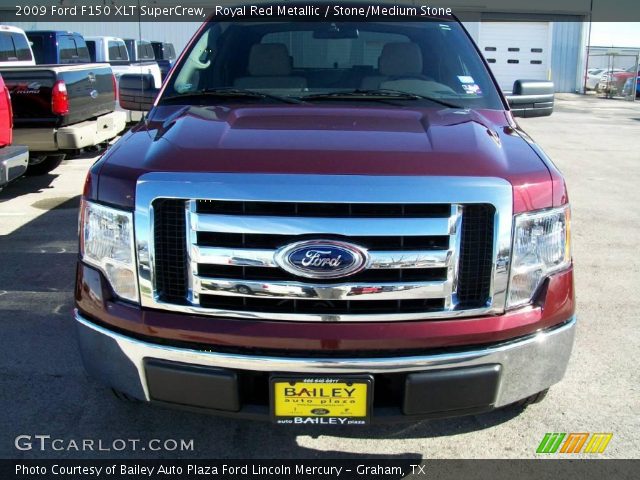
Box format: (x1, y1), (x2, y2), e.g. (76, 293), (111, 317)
(85, 36), (162, 123)
(0, 25), (35, 66)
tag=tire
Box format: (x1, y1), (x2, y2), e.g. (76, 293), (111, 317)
(515, 388), (549, 408)
(111, 388), (140, 403)
(25, 154), (65, 176)
(236, 285), (252, 295)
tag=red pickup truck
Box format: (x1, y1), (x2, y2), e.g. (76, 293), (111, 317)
(0, 73), (28, 190)
(75, 13), (573, 424)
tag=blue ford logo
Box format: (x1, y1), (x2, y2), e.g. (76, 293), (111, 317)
(275, 240), (369, 279)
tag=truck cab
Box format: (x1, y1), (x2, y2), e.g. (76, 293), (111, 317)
(85, 36), (129, 65)
(76, 15), (574, 424)
(86, 36), (162, 123)
(150, 41), (176, 81)
(122, 39), (162, 86)
(0, 25), (35, 67)
(26, 31), (91, 65)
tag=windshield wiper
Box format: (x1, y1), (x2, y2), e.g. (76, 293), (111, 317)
(303, 89), (462, 109)
(162, 87), (303, 104)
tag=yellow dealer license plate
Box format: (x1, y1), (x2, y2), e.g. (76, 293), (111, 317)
(271, 376), (372, 425)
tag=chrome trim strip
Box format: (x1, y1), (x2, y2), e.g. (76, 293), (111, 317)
(75, 311), (576, 407)
(135, 174), (513, 321)
(192, 245), (451, 270)
(190, 212), (452, 237)
(367, 250), (451, 269)
(193, 246), (278, 267)
(447, 205), (463, 309)
(185, 200), (198, 305)
(194, 276), (450, 301)
(145, 301), (500, 322)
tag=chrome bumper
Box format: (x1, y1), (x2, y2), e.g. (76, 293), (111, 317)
(75, 311), (575, 411)
(12, 111), (126, 152)
(0, 145), (28, 188)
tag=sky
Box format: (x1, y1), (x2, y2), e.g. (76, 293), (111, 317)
(589, 23), (640, 48)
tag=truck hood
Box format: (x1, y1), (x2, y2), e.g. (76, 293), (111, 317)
(95, 104), (556, 212)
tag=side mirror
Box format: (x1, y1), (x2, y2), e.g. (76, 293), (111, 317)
(118, 74), (159, 111)
(506, 80), (554, 118)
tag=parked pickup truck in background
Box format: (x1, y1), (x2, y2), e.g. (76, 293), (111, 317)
(87, 36), (161, 123)
(151, 41), (177, 81)
(0, 63), (126, 174)
(77, 13), (573, 425)
(26, 31), (91, 65)
(122, 39), (162, 88)
(0, 73), (28, 189)
(0, 25), (35, 66)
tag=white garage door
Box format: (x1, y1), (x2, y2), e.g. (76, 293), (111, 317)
(479, 22), (551, 92)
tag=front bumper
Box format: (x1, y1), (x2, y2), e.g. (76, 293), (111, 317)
(75, 311), (576, 422)
(0, 145), (28, 188)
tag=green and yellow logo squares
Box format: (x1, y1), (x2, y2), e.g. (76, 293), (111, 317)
(537, 432), (612, 454)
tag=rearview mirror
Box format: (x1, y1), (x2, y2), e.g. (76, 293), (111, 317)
(506, 80), (554, 118)
(313, 24), (359, 39)
(119, 74), (159, 112)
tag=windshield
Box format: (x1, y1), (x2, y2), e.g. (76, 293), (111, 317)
(162, 20), (503, 110)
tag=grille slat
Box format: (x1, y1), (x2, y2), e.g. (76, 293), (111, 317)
(200, 295), (445, 315)
(192, 213), (452, 237)
(197, 264), (448, 283)
(197, 232), (450, 251)
(197, 200), (451, 218)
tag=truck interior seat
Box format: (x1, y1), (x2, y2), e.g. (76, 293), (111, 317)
(361, 42), (458, 96)
(234, 43), (307, 90)
(360, 42), (427, 90)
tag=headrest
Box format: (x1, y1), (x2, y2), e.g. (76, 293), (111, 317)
(379, 43), (423, 76)
(248, 43), (292, 76)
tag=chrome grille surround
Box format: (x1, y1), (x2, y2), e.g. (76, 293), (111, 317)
(135, 173), (513, 322)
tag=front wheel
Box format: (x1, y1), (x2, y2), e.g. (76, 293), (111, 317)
(25, 154), (65, 176)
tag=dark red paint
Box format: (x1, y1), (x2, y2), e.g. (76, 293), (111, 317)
(0, 75), (12, 147)
(93, 104), (557, 214)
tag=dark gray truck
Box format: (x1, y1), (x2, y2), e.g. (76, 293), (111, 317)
(0, 63), (126, 174)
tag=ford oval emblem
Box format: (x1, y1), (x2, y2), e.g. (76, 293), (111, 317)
(275, 240), (369, 279)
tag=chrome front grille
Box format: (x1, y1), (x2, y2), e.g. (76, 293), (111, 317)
(186, 200), (463, 315)
(135, 173), (513, 322)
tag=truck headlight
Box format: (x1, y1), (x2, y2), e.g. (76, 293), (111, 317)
(507, 205), (571, 308)
(80, 200), (139, 303)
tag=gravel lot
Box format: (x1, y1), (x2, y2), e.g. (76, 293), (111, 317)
(0, 94), (638, 460)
